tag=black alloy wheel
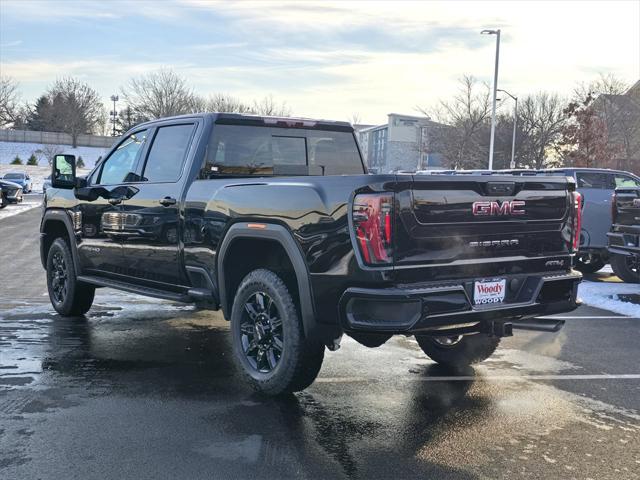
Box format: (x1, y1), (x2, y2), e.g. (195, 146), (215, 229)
(46, 238), (95, 316)
(230, 268), (325, 395)
(240, 291), (284, 373)
(50, 251), (68, 304)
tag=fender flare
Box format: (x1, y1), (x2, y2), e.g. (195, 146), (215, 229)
(217, 222), (317, 336)
(40, 209), (80, 272)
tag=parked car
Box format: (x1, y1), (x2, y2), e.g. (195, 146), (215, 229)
(41, 113), (582, 395)
(506, 168), (640, 273)
(608, 186), (640, 282)
(2, 172), (32, 193)
(0, 178), (24, 207)
(43, 175), (52, 194)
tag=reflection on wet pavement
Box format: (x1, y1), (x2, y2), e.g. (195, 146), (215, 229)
(1, 293), (639, 479)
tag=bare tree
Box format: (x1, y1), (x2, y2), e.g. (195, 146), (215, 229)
(121, 69), (200, 121)
(36, 144), (65, 166)
(418, 75), (491, 169)
(349, 112), (362, 125)
(251, 94), (290, 116)
(0, 76), (20, 128)
(580, 74), (640, 172)
(573, 73), (628, 101)
(204, 93), (253, 113)
(517, 93), (567, 169)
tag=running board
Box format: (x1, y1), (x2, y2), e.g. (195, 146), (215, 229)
(511, 318), (565, 332)
(77, 275), (191, 303)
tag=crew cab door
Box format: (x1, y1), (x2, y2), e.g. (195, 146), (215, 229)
(77, 129), (150, 277)
(576, 171), (615, 249)
(118, 121), (199, 287)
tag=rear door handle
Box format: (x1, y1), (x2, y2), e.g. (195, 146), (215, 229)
(159, 196), (177, 206)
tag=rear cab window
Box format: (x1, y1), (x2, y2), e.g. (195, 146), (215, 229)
(200, 124), (364, 178)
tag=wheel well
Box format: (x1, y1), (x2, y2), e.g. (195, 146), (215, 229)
(42, 219), (70, 263)
(222, 238), (299, 319)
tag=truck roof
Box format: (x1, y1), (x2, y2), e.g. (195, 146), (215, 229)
(135, 112), (354, 132)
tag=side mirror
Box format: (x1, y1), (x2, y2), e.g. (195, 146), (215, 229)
(52, 154), (77, 189)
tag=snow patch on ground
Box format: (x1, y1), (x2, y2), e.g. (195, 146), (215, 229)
(0, 199), (41, 221)
(0, 141), (108, 168)
(578, 281), (640, 317)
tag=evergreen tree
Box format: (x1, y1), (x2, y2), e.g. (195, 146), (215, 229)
(27, 154), (38, 165)
(11, 155), (22, 165)
(26, 95), (52, 131)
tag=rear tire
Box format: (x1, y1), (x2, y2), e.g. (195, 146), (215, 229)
(0, 192), (6, 209)
(231, 268), (324, 395)
(46, 238), (95, 316)
(415, 334), (500, 369)
(574, 253), (606, 274)
(610, 253), (640, 283)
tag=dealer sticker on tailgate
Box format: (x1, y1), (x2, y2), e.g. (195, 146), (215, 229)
(474, 279), (506, 305)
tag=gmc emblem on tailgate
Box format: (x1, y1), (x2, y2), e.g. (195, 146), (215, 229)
(472, 200), (526, 216)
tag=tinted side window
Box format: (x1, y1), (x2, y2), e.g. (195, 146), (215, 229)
(576, 172), (613, 189)
(142, 124), (195, 183)
(98, 130), (149, 185)
(614, 174), (640, 188)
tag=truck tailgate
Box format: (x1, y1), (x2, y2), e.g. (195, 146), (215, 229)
(393, 175), (573, 266)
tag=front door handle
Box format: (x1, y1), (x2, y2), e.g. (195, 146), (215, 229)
(159, 196), (177, 207)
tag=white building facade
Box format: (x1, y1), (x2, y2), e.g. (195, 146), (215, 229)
(356, 113), (445, 173)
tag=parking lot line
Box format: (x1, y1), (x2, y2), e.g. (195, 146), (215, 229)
(539, 315), (633, 319)
(316, 374), (640, 383)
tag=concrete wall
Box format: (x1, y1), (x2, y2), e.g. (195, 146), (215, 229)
(0, 129), (115, 148)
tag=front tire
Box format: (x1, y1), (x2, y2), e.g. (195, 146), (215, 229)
(574, 253), (606, 274)
(46, 238), (95, 316)
(610, 253), (640, 283)
(231, 269), (324, 395)
(415, 334), (500, 369)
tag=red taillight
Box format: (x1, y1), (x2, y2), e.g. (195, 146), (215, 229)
(572, 191), (582, 251)
(352, 193), (393, 265)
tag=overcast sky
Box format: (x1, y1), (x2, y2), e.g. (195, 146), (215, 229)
(1, 0), (638, 124)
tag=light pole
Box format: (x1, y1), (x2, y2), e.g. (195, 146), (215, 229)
(481, 29), (500, 170)
(497, 89), (517, 169)
(110, 94), (119, 137)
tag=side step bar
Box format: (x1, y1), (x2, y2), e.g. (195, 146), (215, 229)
(78, 275), (192, 303)
(511, 318), (565, 332)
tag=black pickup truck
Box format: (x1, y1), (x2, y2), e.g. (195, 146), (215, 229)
(42, 113), (582, 394)
(608, 186), (640, 282)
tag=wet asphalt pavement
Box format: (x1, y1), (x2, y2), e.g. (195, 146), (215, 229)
(1, 207), (640, 479)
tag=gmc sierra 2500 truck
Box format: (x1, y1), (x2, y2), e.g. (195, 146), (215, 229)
(42, 113), (582, 395)
(608, 186), (640, 282)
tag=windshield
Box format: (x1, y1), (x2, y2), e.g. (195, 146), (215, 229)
(4, 173), (24, 179)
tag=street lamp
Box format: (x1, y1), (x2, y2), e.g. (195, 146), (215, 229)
(481, 29), (501, 170)
(110, 94), (119, 137)
(497, 89), (518, 169)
